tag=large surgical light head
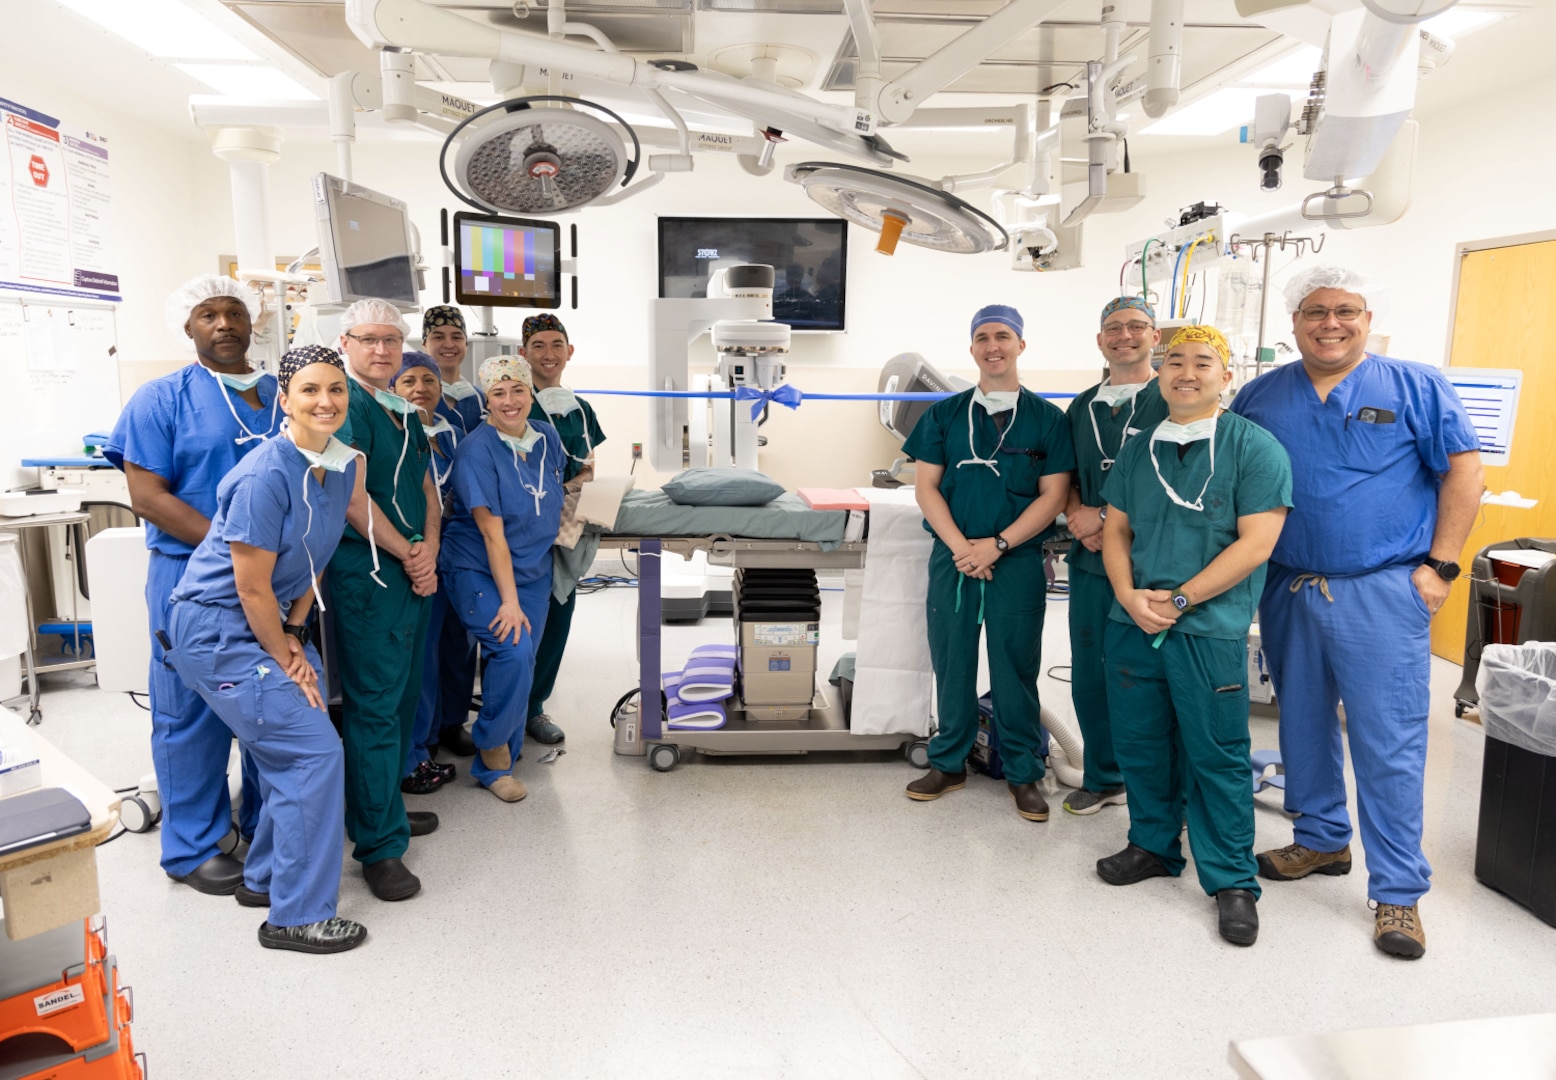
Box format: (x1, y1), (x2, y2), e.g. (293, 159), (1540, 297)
(441, 96), (642, 215)
(785, 162), (1008, 256)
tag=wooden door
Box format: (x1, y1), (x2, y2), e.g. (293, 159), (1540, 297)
(1432, 236), (1556, 661)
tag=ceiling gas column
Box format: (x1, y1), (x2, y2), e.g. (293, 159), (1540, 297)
(210, 126), (281, 281)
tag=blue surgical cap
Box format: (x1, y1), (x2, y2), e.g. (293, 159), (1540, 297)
(970, 304), (1023, 340)
(395, 351), (439, 384)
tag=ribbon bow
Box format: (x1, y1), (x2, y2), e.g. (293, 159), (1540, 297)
(733, 383), (804, 421)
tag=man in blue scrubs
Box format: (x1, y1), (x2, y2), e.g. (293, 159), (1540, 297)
(105, 275), (277, 896)
(420, 305), (482, 758)
(901, 304), (1074, 820)
(1231, 266), (1484, 959)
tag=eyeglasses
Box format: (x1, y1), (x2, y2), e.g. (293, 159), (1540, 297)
(1298, 306), (1366, 323)
(345, 332), (404, 350)
(1102, 321), (1154, 337)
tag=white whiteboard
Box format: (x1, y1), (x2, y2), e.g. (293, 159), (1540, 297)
(0, 298), (121, 491)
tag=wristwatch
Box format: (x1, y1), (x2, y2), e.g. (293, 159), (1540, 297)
(282, 623), (312, 647)
(1422, 557), (1461, 582)
(994, 534), (1010, 553)
(1171, 590), (1196, 614)
(1099, 505), (1109, 522)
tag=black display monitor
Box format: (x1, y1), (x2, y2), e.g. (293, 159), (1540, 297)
(453, 211), (562, 309)
(658, 217), (847, 331)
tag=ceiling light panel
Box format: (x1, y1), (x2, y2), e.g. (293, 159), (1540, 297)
(56, 0), (259, 59)
(175, 63), (319, 99)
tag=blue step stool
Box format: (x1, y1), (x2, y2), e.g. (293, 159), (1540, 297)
(1251, 749), (1285, 793)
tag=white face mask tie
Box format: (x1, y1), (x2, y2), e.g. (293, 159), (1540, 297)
(205, 364), (278, 444)
(499, 427), (549, 516)
(1089, 379), (1143, 473)
(284, 420), (382, 607)
(347, 370), (418, 532)
(1149, 416), (1219, 512)
(957, 390), (1019, 476)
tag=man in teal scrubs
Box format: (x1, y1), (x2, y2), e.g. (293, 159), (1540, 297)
(901, 304), (1074, 821)
(331, 298), (442, 903)
(520, 313), (607, 746)
(1062, 297), (1167, 816)
(1097, 325), (1292, 946)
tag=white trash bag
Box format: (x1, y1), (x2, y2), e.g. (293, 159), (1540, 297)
(1476, 642), (1556, 757)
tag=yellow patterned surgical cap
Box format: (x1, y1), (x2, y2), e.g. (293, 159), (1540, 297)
(1166, 324), (1230, 367)
(477, 354), (534, 395)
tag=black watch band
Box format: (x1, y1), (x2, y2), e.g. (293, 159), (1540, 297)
(1423, 557), (1461, 582)
(994, 533), (1010, 552)
(282, 623), (311, 647)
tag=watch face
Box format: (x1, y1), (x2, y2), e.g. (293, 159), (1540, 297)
(1173, 594), (1189, 611)
(1441, 561), (1461, 581)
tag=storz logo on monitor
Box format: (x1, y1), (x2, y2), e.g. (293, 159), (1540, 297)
(696, 248), (719, 260)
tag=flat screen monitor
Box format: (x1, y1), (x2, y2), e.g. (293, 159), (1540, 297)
(453, 211), (562, 309)
(658, 217), (847, 331)
(312, 173), (418, 307)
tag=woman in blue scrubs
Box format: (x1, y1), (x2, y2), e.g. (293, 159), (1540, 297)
(392, 352), (461, 795)
(166, 345), (366, 954)
(440, 356), (564, 803)
(105, 275), (277, 896)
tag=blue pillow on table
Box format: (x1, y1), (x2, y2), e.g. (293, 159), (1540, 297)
(662, 468), (785, 507)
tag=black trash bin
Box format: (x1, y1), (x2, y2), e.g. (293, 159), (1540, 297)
(1474, 643), (1556, 927)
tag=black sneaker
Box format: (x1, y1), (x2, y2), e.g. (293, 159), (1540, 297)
(258, 918), (367, 955)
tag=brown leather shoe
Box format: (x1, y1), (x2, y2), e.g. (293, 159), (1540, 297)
(1257, 841), (1351, 881)
(1008, 782), (1049, 821)
(906, 768), (966, 801)
(1373, 902), (1426, 959)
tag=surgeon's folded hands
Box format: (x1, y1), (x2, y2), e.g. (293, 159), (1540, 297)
(1122, 588), (1177, 634)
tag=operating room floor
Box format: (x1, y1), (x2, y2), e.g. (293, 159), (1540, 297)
(27, 574), (1556, 1080)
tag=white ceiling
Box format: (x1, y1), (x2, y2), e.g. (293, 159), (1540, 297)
(23, 0), (1547, 164)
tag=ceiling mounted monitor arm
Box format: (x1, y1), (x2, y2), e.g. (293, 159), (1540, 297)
(843, 0), (883, 126)
(874, 0), (1071, 127)
(324, 68), (465, 179)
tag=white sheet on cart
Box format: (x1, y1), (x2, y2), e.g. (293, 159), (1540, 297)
(850, 489), (933, 736)
(0, 536), (27, 660)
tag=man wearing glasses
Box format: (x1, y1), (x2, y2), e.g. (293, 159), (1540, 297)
(1230, 266), (1483, 959)
(1061, 297), (1168, 817)
(332, 299), (443, 902)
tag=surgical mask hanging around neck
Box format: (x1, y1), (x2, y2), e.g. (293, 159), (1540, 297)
(422, 415), (454, 439)
(1094, 379), (1146, 407)
(284, 427), (383, 610)
(973, 388), (1018, 415)
(535, 385), (579, 417)
(373, 386), (416, 415)
(1089, 379), (1144, 472)
(1149, 415), (1219, 512)
(957, 389), (1018, 475)
(499, 426), (549, 515)
(442, 379), (480, 402)
(204, 363), (277, 444)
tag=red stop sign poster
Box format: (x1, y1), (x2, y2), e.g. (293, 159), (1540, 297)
(28, 154), (48, 186)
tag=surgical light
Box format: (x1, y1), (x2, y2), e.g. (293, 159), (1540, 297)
(441, 96), (642, 216)
(56, 0), (259, 60)
(785, 162), (1007, 256)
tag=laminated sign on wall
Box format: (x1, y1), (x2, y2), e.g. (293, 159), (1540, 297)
(0, 96), (119, 302)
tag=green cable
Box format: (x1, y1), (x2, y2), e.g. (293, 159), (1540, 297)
(1140, 237), (1160, 302)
